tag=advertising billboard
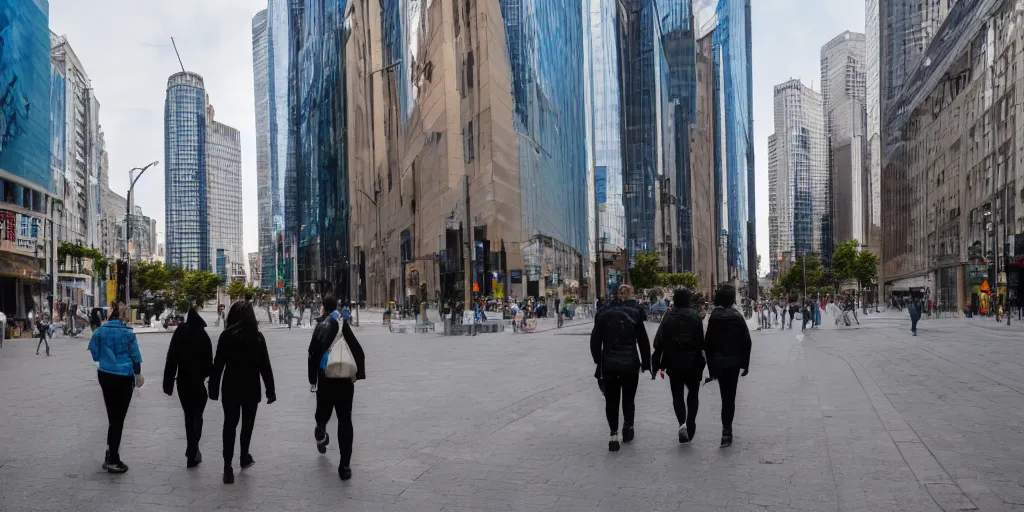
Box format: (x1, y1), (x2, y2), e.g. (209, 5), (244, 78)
(0, 0), (52, 192)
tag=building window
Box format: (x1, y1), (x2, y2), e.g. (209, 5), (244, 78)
(466, 52), (474, 89)
(463, 121), (475, 164)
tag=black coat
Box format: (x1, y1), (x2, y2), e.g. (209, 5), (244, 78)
(705, 306), (752, 374)
(209, 326), (276, 404)
(163, 309), (213, 397)
(307, 315), (366, 386)
(651, 306), (706, 378)
(590, 300), (651, 374)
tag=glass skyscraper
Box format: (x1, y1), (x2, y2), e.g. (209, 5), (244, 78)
(206, 109), (244, 281)
(164, 71), (209, 271)
(252, 9), (275, 289)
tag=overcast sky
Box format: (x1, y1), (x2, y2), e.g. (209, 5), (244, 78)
(50, 0), (865, 277)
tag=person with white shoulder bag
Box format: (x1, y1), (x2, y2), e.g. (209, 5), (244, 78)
(307, 294), (365, 481)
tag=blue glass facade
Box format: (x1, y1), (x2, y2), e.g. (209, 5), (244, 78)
(710, 0), (753, 283)
(164, 72), (209, 271)
(500, 0), (589, 263)
(265, 0), (294, 290)
(290, 0), (351, 297)
(0, 0), (51, 193)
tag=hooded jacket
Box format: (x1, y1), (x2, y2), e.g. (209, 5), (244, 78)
(163, 308), (213, 397)
(209, 324), (276, 404)
(651, 306), (706, 377)
(704, 306), (752, 374)
(88, 320), (142, 377)
(307, 313), (366, 386)
(590, 299), (651, 374)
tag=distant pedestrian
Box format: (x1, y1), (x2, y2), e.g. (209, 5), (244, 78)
(908, 298), (921, 336)
(651, 288), (706, 443)
(704, 285), (751, 447)
(163, 306), (214, 468)
(88, 308), (144, 473)
(308, 294), (366, 481)
(36, 314), (50, 356)
(590, 285), (651, 452)
(209, 302), (276, 484)
(216, 303), (226, 327)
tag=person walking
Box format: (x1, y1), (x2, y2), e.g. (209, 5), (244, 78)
(308, 294), (366, 481)
(650, 288), (706, 443)
(215, 303), (226, 327)
(163, 306), (214, 468)
(88, 308), (144, 473)
(36, 313), (50, 356)
(590, 284), (651, 452)
(208, 302), (276, 484)
(908, 297), (921, 336)
(704, 285), (751, 447)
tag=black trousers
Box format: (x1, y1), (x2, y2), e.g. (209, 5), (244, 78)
(716, 368), (741, 432)
(222, 401), (258, 466)
(602, 370), (639, 435)
(315, 378), (356, 466)
(98, 371), (134, 460)
(668, 371), (700, 428)
(179, 392), (208, 458)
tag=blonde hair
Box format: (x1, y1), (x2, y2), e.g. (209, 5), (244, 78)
(617, 284), (633, 299)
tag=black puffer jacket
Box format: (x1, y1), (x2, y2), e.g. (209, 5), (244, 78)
(705, 306), (752, 374)
(307, 314), (366, 386)
(651, 306), (706, 377)
(209, 326), (276, 404)
(590, 300), (651, 374)
(163, 308), (213, 397)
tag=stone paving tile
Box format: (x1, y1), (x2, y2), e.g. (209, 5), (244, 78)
(0, 317), (1020, 511)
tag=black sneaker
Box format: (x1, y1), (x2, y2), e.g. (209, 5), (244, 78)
(315, 425), (330, 454)
(223, 466), (234, 484)
(608, 433), (620, 452)
(687, 423), (696, 442)
(187, 450), (203, 468)
(339, 466), (352, 481)
(622, 425), (634, 443)
(720, 430), (733, 447)
(678, 425), (690, 444)
(240, 454), (255, 469)
(103, 457), (129, 474)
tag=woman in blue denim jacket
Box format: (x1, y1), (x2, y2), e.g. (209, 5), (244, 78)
(88, 308), (144, 474)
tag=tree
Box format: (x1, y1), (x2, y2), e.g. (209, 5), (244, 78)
(781, 254), (823, 298)
(657, 272), (698, 289)
(629, 252), (661, 290)
(226, 279), (249, 301)
(133, 261), (171, 297)
(854, 249), (880, 291)
(831, 239), (859, 284)
(167, 270), (221, 312)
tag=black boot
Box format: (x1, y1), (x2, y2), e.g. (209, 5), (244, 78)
(622, 425), (635, 443)
(687, 422), (696, 442)
(223, 465), (234, 484)
(187, 450), (203, 468)
(240, 453), (255, 469)
(315, 424), (330, 454)
(339, 465), (353, 480)
(720, 429), (733, 447)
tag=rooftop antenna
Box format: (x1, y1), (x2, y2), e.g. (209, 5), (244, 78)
(170, 37), (186, 73)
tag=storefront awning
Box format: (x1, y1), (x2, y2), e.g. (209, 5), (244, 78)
(0, 252), (44, 281)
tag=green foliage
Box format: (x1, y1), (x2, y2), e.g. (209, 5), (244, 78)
(831, 239), (859, 282)
(58, 242), (105, 277)
(770, 284), (787, 298)
(167, 269), (221, 312)
(854, 249), (880, 287)
(657, 272), (698, 289)
(133, 261), (171, 296)
(628, 252), (662, 290)
(780, 254), (824, 295)
(226, 279), (249, 301)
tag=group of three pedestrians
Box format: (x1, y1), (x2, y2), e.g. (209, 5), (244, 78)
(591, 284), (751, 451)
(88, 295), (365, 483)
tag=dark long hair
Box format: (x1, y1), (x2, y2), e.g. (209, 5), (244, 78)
(225, 301), (259, 335)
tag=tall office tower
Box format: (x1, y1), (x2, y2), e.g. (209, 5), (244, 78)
(205, 104), (244, 281)
(695, 0), (755, 289)
(769, 79), (827, 264)
(880, 0), (1019, 309)
(584, 0), (627, 296)
(252, 9), (274, 289)
(51, 33), (103, 306)
(266, 0), (293, 292)
(164, 71), (209, 271)
(248, 252), (262, 286)
(821, 31), (867, 263)
(0, 0), (52, 319)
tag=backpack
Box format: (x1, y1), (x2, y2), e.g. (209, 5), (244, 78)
(319, 312), (358, 379)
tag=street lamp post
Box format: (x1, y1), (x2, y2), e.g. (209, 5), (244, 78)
(124, 161), (159, 315)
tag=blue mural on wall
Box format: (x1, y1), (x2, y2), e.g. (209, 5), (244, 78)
(0, 0), (50, 192)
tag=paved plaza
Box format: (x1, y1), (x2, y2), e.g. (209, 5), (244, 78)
(1, 311), (1023, 511)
